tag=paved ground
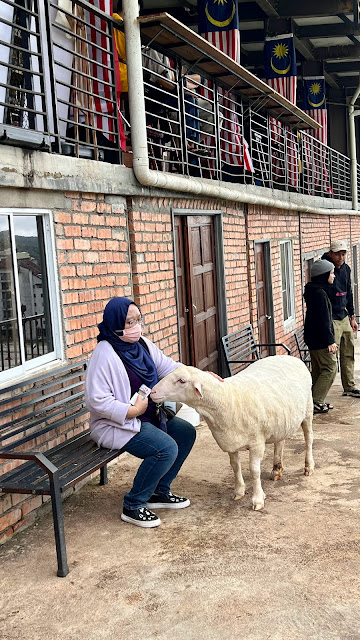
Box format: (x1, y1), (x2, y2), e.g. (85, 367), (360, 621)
(1, 358), (360, 640)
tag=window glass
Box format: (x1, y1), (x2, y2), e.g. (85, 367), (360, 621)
(0, 215), (20, 369)
(280, 241), (295, 324)
(0, 213), (55, 374)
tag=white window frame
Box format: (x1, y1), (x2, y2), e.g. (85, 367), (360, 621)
(280, 240), (295, 326)
(0, 208), (63, 384)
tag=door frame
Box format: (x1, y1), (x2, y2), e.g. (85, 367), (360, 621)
(254, 240), (275, 351)
(172, 208), (228, 375)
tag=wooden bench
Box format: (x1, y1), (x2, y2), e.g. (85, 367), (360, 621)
(294, 327), (311, 371)
(0, 360), (123, 578)
(221, 325), (291, 377)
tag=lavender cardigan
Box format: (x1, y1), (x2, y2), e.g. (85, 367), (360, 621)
(85, 338), (180, 450)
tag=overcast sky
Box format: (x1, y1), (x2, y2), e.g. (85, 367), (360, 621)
(0, 215), (38, 237)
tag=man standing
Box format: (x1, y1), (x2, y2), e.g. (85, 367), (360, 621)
(322, 240), (359, 397)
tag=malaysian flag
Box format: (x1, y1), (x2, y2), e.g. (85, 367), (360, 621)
(198, 0), (253, 173)
(302, 76), (327, 144)
(302, 76), (332, 194)
(264, 33), (298, 187)
(87, 0), (125, 149)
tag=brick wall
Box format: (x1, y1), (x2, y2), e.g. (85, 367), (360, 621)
(57, 191), (132, 358)
(222, 204), (249, 332)
(127, 196), (179, 357)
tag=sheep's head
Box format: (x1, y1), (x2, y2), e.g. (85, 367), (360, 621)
(151, 365), (203, 406)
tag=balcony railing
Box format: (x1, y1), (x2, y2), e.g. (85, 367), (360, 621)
(0, 0), (355, 202)
(0, 314), (50, 371)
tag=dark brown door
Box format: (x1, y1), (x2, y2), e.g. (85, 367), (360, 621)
(175, 215), (220, 372)
(255, 242), (273, 356)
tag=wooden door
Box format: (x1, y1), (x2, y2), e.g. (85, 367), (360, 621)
(175, 215), (220, 372)
(255, 242), (273, 356)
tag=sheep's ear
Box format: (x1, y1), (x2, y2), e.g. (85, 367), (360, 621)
(194, 381), (203, 398)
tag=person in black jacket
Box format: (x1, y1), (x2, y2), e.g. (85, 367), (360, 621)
(322, 240), (360, 397)
(304, 259), (338, 414)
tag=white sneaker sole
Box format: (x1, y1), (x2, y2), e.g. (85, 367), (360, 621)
(121, 513), (161, 528)
(146, 498), (190, 510)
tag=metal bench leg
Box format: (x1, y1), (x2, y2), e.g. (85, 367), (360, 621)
(49, 471), (69, 578)
(100, 464), (108, 485)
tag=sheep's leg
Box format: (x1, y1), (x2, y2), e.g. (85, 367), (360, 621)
(271, 440), (285, 481)
(302, 402), (315, 476)
(249, 443), (266, 511)
(229, 451), (245, 500)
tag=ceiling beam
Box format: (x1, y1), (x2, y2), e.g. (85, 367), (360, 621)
(326, 60), (360, 73)
(315, 44), (360, 58)
(254, 0), (279, 17)
(275, 0), (354, 18)
(338, 75), (360, 87)
(296, 23), (360, 38)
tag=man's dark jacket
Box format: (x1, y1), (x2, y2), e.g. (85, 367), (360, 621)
(304, 283), (335, 350)
(321, 252), (354, 320)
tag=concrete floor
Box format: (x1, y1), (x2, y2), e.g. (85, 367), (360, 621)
(1, 355), (360, 640)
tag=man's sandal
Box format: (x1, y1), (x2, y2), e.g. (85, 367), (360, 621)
(325, 403), (334, 410)
(313, 402), (329, 414)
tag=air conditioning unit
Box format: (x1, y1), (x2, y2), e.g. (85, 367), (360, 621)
(0, 124), (50, 150)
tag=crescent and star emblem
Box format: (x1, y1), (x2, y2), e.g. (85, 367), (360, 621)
(205, 0), (236, 28)
(270, 41), (291, 76)
(307, 82), (325, 108)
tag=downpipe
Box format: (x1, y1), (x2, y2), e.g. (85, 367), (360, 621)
(348, 78), (360, 212)
(123, 0), (357, 216)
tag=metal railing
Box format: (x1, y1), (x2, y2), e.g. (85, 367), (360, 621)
(0, 314), (50, 371)
(0, 0), (354, 201)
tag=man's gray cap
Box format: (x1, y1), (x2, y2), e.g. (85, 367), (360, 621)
(311, 259), (334, 278)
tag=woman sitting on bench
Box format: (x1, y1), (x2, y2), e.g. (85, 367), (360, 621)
(85, 297), (196, 528)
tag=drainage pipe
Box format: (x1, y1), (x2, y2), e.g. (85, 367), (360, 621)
(348, 78), (360, 212)
(123, 0), (357, 216)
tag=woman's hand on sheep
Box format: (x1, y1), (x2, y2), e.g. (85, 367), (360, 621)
(328, 343), (338, 354)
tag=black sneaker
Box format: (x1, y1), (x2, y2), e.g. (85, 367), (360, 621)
(343, 388), (360, 397)
(146, 491), (190, 509)
(121, 506), (161, 528)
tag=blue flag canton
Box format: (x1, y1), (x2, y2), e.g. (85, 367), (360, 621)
(303, 77), (326, 110)
(264, 36), (297, 79)
(198, 0), (239, 33)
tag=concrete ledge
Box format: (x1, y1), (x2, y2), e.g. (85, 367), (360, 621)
(0, 145), (354, 214)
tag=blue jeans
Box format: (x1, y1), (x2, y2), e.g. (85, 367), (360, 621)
(120, 416), (196, 510)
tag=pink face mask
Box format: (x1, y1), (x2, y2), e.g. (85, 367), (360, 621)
(119, 323), (142, 343)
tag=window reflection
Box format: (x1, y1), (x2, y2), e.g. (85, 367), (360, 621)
(0, 214), (54, 370)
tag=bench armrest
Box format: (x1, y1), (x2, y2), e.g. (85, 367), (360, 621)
(255, 342), (291, 355)
(0, 451), (58, 475)
(0, 451), (58, 476)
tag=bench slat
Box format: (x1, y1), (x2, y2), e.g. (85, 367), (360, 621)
(0, 360), (87, 402)
(294, 328), (311, 371)
(0, 400), (87, 448)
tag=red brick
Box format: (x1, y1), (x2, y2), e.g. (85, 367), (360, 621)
(21, 496), (43, 517)
(0, 508), (22, 532)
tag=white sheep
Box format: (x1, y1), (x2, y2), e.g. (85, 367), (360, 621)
(151, 355), (314, 510)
